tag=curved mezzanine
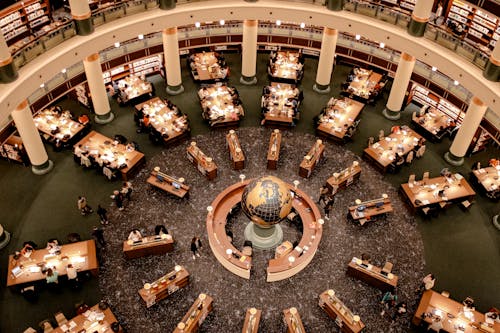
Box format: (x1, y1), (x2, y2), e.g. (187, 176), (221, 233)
(0, 0), (499, 122)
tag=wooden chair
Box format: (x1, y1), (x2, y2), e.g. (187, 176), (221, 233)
(23, 327), (37, 333)
(367, 136), (374, 147)
(461, 200), (472, 209)
(406, 150), (414, 164)
(441, 290), (450, 297)
(382, 262), (393, 274)
(408, 174), (416, 188)
(39, 320), (54, 333)
(422, 171), (430, 181)
(378, 129), (385, 141)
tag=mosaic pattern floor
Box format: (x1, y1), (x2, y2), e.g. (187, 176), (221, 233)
(100, 127), (425, 332)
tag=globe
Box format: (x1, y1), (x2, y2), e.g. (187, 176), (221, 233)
(241, 176), (293, 228)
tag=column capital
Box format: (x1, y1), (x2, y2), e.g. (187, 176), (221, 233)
(16, 99), (29, 111)
(244, 20), (258, 27)
(410, 13), (429, 23)
(489, 55), (500, 66)
(163, 27), (178, 35)
(0, 56), (13, 66)
(471, 96), (484, 107)
(85, 53), (100, 62)
(324, 27), (338, 36)
(401, 52), (415, 62)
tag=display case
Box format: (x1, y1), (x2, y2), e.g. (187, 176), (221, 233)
(102, 54), (163, 84)
(408, 84), (464, 124)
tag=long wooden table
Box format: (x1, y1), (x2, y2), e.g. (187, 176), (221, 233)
(74, 131), (146, 180)
(316, 97), (364, 142)
(206, 180), (323, 282)
(400, 174), (476, 213)
(173, 293), (213, 333)
(198, 84), (243, 127)
(262, 82), (300, 127)
(363, 127), (422, 173)
(326, 161), (361, 194)
(345, 68), (382, 101)
(190, 52), (227, 82)
(471, 167), (499, 197)
(411, 108), (453, 142)
(122, 234), (174, 260)
(7, 240), (98, 287)
(346, 257), (398, 291)
(147, 169), (190, 199)
(186, 142), (217, 180)
(226, 130), (245, 170)
(269, 50), (303, 83)
(299, 139), (325, 178)
(242, 308), (261, 333)
(267, 129), (282, 170)
(412, 290), (500, 333)
(34, 108), (86, 144)
(138, 266), (189, 307)
(319, 290), (365, 333)
(52, 304), (123, 333)
(348, 197), (393, 225)
(283, 307), (306, 333)
(117, 75), (153, 104)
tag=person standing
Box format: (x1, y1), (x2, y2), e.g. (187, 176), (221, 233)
(66, 264), (80, 289)
(91, 226), (106, 247)
(121, 181), (132, 201)
(317, 185), (329, 205)
(111, 190), (124, 211)
(417, 273), (436, 293)
(191, 237), (201, 260)
(97, 205), (109, 225)
(77, 196), (93, 216)
(380, 290), (398, 316)
(323, 195), (335, 220)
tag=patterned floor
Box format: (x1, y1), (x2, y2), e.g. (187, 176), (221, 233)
(100, 127), (425, 332)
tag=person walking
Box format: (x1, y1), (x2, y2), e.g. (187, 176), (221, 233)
(77, 196), (93, 216)
(191, 237), (201, 260)
(121, 181), (132, 201)
(91, 226), (106, 247)
(380, 290), (398, 317)
(317, 185), (329, 205)
(111, 190), (124, 210)
(323, 195), (335, 220)
(97, 205), (109, 225)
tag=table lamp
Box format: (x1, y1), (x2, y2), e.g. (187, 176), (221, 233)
(175, 265), (182, 272)
(355, 199), (362, 205)
(226, 248), (233, 259)
(239, 174), (246, 183)
(178, 177), (185, 183)
(177, 322), (185, 331)
(206, 206), (213, 216)
(293, 180), (300, 189)
(353, 315), (360, 325)
(290, 307), (297, 315)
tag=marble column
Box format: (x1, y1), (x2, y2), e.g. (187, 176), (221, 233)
(69, 0), (93, 36)
(483, 42), (500, 82)
(444, 96), (487, 166)
(383, 52), (415, 120)
(83, 53), (114, 124)
(240, 19), (258, 85)
(162, 27), (184, 95)
(326, 0), (343, 11)
(408, 0), (433, 37)
(313, 27), (338, 94)
(11, 100), (54, 175)
(0, 33), (17, 83)
(159, 0), (176, 10)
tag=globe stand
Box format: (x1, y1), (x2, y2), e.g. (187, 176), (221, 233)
(244, 222), (283, 250)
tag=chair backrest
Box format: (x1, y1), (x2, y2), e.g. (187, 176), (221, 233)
(378, 129), (384, 140)
(408, 174), (415, 184)
(382, 261), (393, 273)
(368, 137), (374, 147)
(441, 290), (450, 297)
(406, 150), (414, 163)
(417, 145), (426, 157)
(54, 311), (68, 326)
(23, 327), (37, 333)
(103, 166), (113, 180)
(423, 171), (430, 180)
(80, 156), (91, 168)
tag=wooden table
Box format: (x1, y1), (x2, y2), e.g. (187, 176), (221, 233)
(412, 290), (500, 333)
(241, 308), (261, 333)
(135, 97), (190, 145)
(346, 257), (398, 291)
(299, 140), (325, 178)
(226, 131), (245, 170)
(345, 68), (382, 101)
(52, 304), (122, 333)
(147, 169), (190, 199)
(269, 50), (303, 83)
(7, 240), (98, 287)
(186, 142), (217, 180)
(206, 180), (322, 282)
(74, 131), (146, 180)
(316, 98), (365, 142)
(348, 197), (393, 225)
(363, 127), (422, 173)
(319, 290), (365, 333)
(173, 294), (213, 333)
(267, 130), (282, 170)
(138, 266), (189, 307)
(190, 52), (227, 82)
(34, 108), (86, 144)
(117, 75), (153, 104)
(198, 84), (244, 128)
(122, 234), (174, 260)
(411, 108), (453, 142)
(400, 174), (476, 213)
(471, 167), (499, 198)
(261, 82), (300, 127)
(326, 162), (361, 193)
(283, 308), (306, 333)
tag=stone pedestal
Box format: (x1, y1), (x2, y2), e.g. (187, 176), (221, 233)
(244, 223), (283, 250)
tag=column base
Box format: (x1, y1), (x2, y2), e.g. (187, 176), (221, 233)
(326, 0), (343, 11)
(313, 83), (331, 94)
(382, 108), (401, 120)
(240, 75), (257, 85)
(74, 18), (94, 36)
(0, 228), (10, 250)
(444, 151), (464, 166)
(0, 61), (18, 83)
(95, 112), (115, 124)
(166, 84), (185, 95)
(407, 19), (427, 37)
(159, 0), (176, 10)
(483, 59), (500, 82)
(244, 223), (283, 250)
(32, 160), (54, 175)
(493, 214), (500, 231)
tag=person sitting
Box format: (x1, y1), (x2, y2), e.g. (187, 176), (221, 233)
(128, 229), (142, 242)
(361, 253), (371, 265)
(154, 225), (168, 236)
(427, 316), (443, 332)
(46, 239), (61, 254)
(45, 268), (59, 285)
(485, 311), (500, 325)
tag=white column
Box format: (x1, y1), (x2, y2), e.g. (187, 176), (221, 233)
(412, 0), (433, 22)
(444, 97), (488, 166)
(0, 34), (10, 61)
(0, 33), (18, 83)
(11, 100), (53, 175)
(240, 19), (258, 85)
(483, 41), (500, 81)
(83, 53), (114, 124)
(383, 52), (416, 120)
(162, 27), (184, 95)
(313, 27), (338, 94)
(68, 0), (93, 35)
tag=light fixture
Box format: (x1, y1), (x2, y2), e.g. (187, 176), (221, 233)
(138, 34), (144, 40)
(453, 80), (459, 86)
(300, 22), (305, 28)
(114, 42), (120, 48)
(195, 22), (200, 28)
(355, 34), (361, 40)
(379, 42), (385, 48)
(431, 66), (437, 72)
(40, 83), (45, 88)
(61, 68), (66, 74)
(219, 19), (225, 25)
(276, 20), (281, 26)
